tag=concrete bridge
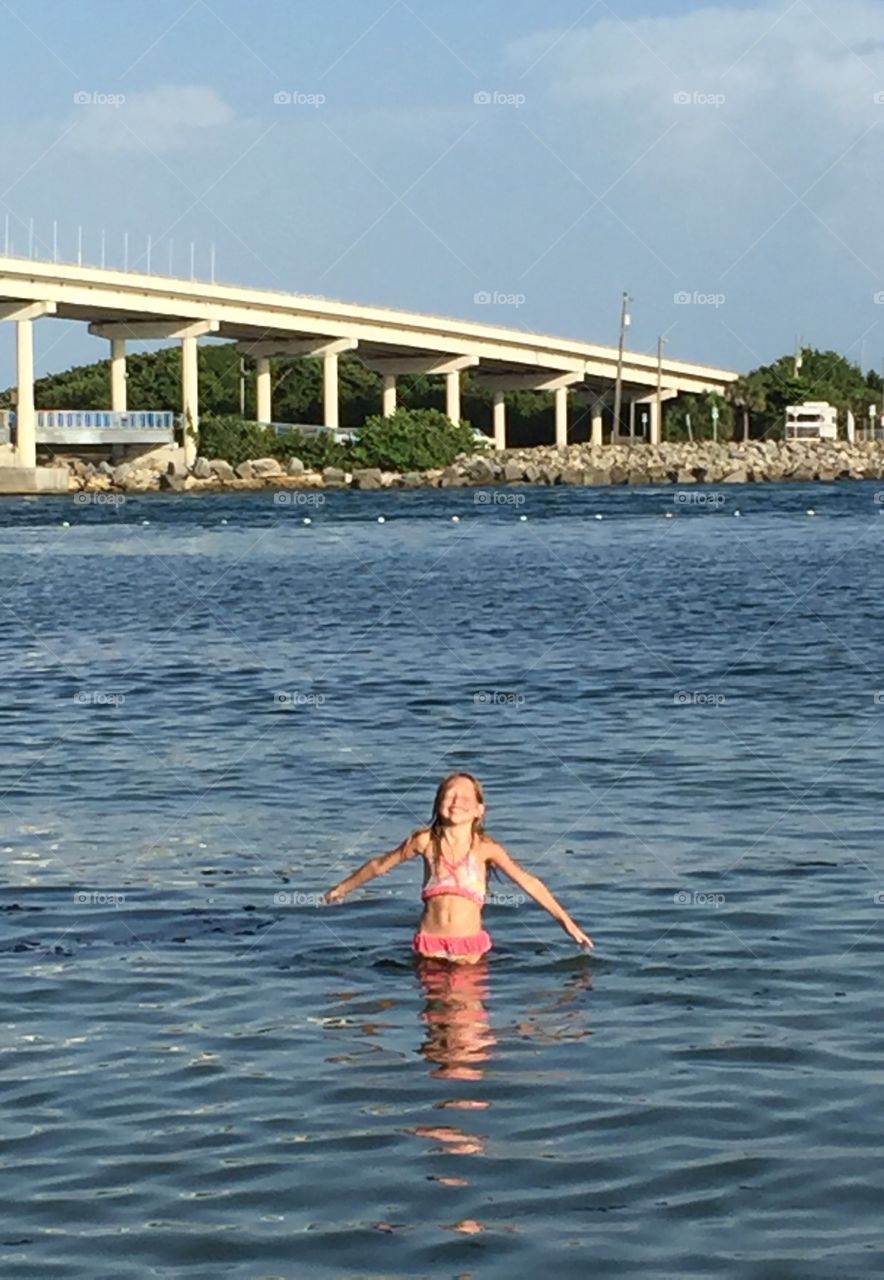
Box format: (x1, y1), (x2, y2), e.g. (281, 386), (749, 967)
(0, 257), (737, 474)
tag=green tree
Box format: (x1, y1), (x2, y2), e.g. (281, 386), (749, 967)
(350, 408), (479, 471)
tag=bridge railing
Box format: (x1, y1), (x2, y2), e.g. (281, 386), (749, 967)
(36, 410), (176, 431)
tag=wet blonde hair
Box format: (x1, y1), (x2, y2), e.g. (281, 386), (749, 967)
(427, 772), (486, 866)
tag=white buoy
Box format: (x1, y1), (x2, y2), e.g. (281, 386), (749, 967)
(377, 515), (385, 523)
(451, 516), (460, 523)
(61, 521), (70, 528)
(734, 510), (741, 518)
(221, 518), (227, 525)
(519, 514), (528, 522)
(141, 519), (149, 526)
(806, 509), (816, 517)
(594, 513), (603, 520)
(664, 512), (674, 519)
(303, 517), (311, 525)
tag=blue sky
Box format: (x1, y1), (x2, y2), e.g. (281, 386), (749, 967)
(2, 0), (884, 383)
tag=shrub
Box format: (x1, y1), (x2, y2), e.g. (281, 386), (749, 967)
(198, 415), (276, 467)
(272, 428), (348, 471)
(197, 417), (351, 470)
(350, 408), (479, 472)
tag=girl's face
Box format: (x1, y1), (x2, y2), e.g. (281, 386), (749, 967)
(439, 776), (484, 826)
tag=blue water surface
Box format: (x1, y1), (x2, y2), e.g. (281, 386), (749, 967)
(1, 480), (883, 1279)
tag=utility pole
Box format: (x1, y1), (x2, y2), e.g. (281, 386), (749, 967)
(239, 357), (246, 417)
(613, 291), (631, 444)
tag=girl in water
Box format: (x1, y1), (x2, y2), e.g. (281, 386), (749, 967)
(324, 772), (592, 962)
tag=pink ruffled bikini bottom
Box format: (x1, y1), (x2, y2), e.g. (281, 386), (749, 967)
(412, 929), (492, 960)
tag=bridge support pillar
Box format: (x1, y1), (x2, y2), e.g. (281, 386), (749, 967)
(382, 374), (397, 418)
(0, 303), (56, 468)
(472, 370), (583, 448)
(493, 392), (507, 450)
(363, 356), (478, 428)
(90, 319), (219, 467)
(110, 339), (127, 413)
(632, 390), (678, 445)
(446, 371), (462, 426)
(323, 351), (340, 430)
(181, 334), (199, 466)
(591, 401), (604, 447)
(554, 386), (570, 448)
(16, 320), (35, 468)
(256, 357), (272, 424)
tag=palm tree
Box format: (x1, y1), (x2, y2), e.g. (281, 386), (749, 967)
(727, 375), (768, 442)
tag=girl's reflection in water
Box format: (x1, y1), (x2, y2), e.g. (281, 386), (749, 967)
(416, 956), (496, 1082)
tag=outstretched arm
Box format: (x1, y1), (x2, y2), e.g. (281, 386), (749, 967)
(487, 842), (593, 949)
(324, 832), (422, 903)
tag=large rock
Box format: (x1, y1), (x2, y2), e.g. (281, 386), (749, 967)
(609, 466), (629, 484)
(235, 461), (254, 480)
(250, 456), (283, 477)
(208, 459), (235, 481)
(523, 464), (542, 484)
(322, 466), (347, 487)
(352, 468), (384, 490)
(159, 473), (188, 492)
(193, 456), (213, 480)
(466, 456), (498, 483)
(287, 456), (305, 475)
(559, 467), (586, 485)
(98, 460), (116, 477)
(502, 460), (524, 483)
(722, 468), (748, 484)
(584, 467), (611, 486)
(401, 472), (425, 488)
(167, 459), (188, 478)
(111, 463), (131, 485)
(438, 467), (462, 488)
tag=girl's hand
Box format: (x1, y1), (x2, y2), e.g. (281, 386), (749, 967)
(324, 885), (346, 905)
(564, 920), (593, 950)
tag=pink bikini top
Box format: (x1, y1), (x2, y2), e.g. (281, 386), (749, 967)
(421, 842), (486, 907)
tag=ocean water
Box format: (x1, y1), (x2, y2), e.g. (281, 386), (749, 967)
(1, 480), (883, 1279)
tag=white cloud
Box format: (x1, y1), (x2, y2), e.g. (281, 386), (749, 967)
(68, 84), (236, 153)
(497, 0), (884, 363)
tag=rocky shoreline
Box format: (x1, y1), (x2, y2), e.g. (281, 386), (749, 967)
(57, 439), (884, 495)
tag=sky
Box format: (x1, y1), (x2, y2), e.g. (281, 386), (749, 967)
(1, 0), (884, 383)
